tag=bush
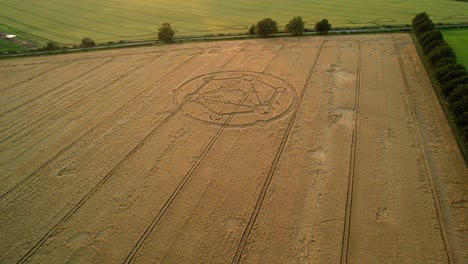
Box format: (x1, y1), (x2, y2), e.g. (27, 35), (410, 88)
(256, 18), (278, 37)
(81, 37), (96, 47)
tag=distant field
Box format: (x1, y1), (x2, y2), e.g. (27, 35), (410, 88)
(0, 39), (27, 52)
(0, 0), (468, 45)
(443, 29), (468, 67)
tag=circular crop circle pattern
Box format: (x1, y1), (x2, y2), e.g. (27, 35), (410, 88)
(173, 71), (297, 127)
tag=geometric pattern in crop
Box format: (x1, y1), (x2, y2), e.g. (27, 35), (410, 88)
(172, 71), (297, 127)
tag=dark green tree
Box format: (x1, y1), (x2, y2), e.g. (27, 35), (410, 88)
(412, 12), (435, 36)
(449, 84), (468, 103)
(427, 44), (455, 65)
(412, 12), (429, 28)
(414, 20), (435, 35)
(81, 37), (95, 47)
(248, 25), (256, 35)
(451, 95), (468, 116)
(45, 42), (60, 51)
(423, 39), (446, 54)
(442, 76), (468, 96)
(455, 112), (468, 127)
(256, 18), (278, 37)
(440, 69), (467, 84)
(158, 23), (175, 43)
(434, 57), (457, 69)
(285, 16), (305, 36)
(419, 31), (443, 47)
(436, 64), (466, 80)
(315, 19), (331, 35)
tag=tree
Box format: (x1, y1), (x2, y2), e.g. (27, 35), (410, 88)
(285, 16), (305, 36)
(436, 64), (466, 80)
(414, 20), (435, 36)
(256, 18), (278, 37)
(423, 39), (446, 54)
(81, 37), (95, 47)
(315, 19), (331, 35)
(442, 76), (468, 96)
(440, 69), (467, 84)
(455, 112), (468, 127)
(419, 31), (443, 47)
(427, 44), (455, 65)
(412, 12), (435, 36)
(45, 42), (60, 51)
(158, 23), (175, 43)
(451, 95), (468, 116)
(248, 25), (256, 35)
(433, 56), (456, 69)
(412, 12), (429, 28)
(448, 84), (468, 103)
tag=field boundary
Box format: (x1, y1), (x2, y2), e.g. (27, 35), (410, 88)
(3, 23), (468, 60)
(393, 36), (454, 263)
(410, 34), (468, 164)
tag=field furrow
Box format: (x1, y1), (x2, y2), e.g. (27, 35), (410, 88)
(234, 39), (359, 264)
(346, 36), (448, 263)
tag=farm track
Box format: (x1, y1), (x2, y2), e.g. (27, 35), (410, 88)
(340, 40), (362, 264)
(14, 44), (247, 263)
(123, 43), (285, 264)
(392, 36), (453, 264)
(231, 40), (327, 263)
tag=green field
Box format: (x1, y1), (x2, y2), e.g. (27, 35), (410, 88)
(443, 29), (468, 68)
(0, 39), (27, 52)
(1, 0), (468, 45)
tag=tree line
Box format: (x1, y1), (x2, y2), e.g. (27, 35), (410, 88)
(157, 17), (331, 43)
(41, 17), (330, 50)
(412, 12), (468, 145)
(248, 17), (331, 37)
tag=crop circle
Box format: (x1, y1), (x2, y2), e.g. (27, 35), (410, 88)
(172, 71), (297, 127)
